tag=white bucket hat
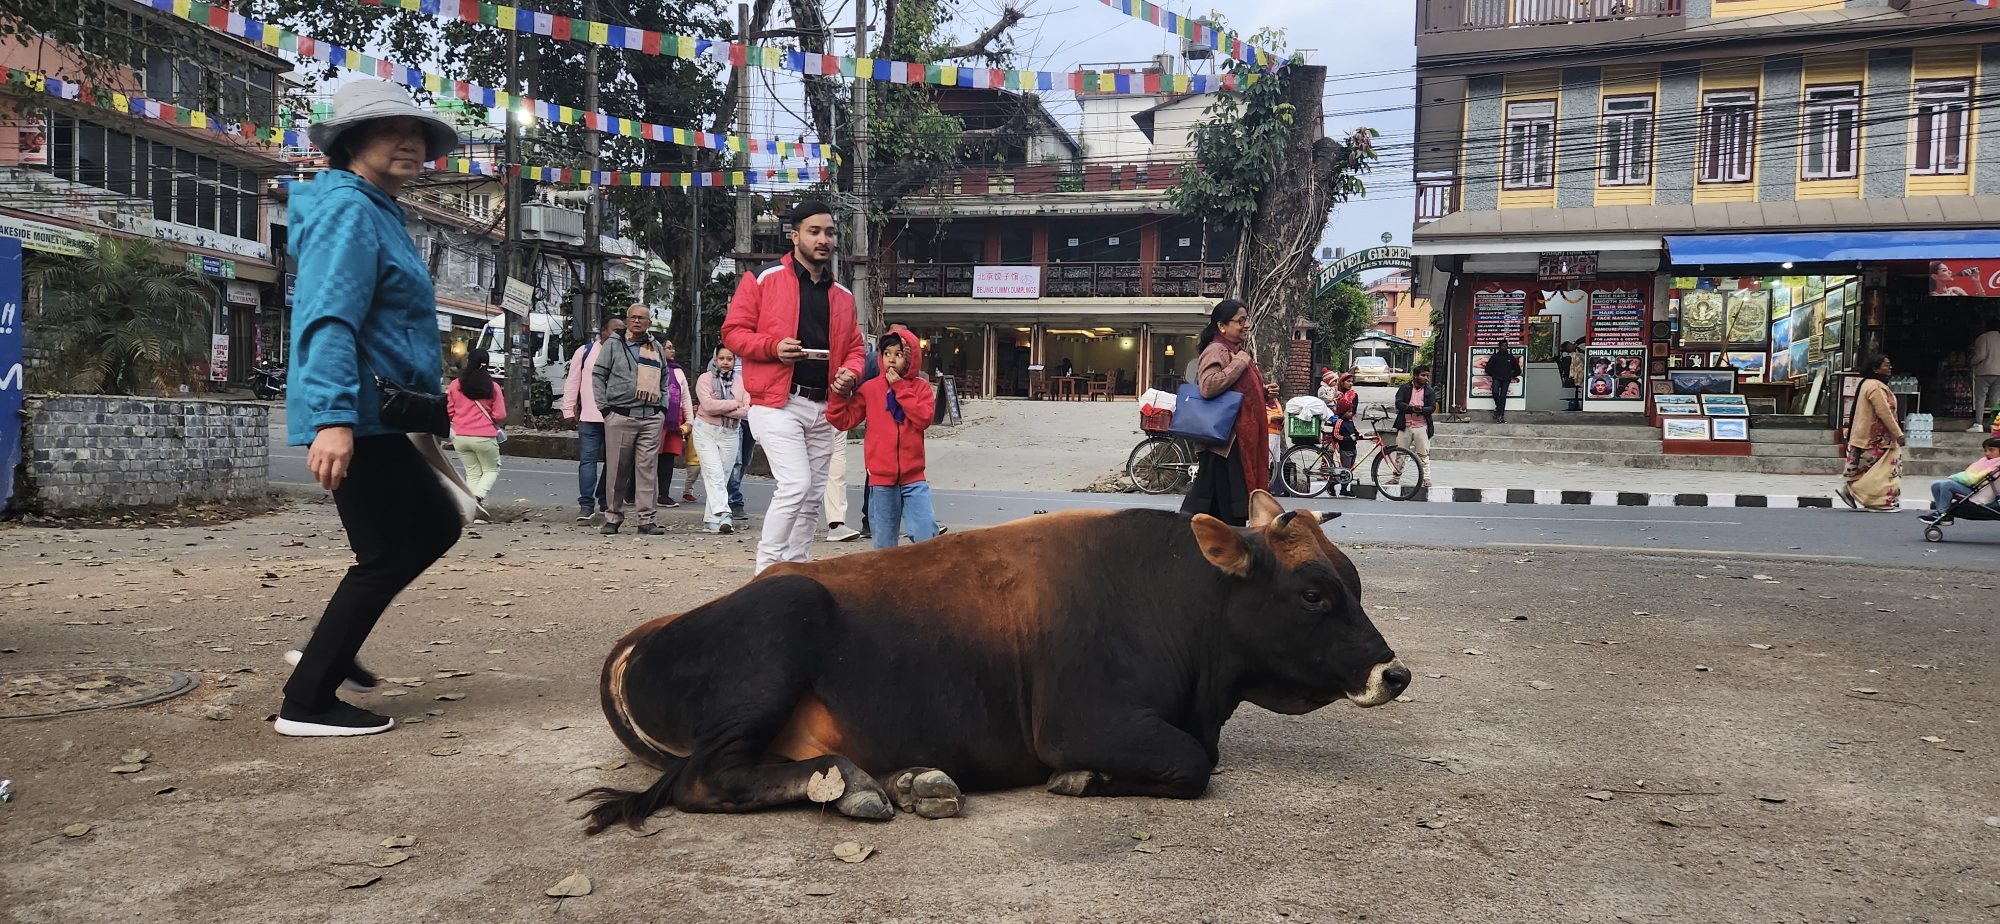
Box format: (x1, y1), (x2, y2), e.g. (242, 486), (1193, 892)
(307, 79), (459, 162)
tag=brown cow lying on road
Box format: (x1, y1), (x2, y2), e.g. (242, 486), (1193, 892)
(579, 491), (1409, 833)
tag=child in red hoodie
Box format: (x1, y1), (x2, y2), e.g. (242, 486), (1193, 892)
(828, 329), (937, 549)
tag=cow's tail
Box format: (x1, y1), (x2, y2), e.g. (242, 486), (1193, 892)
(573, 757), (685, 836)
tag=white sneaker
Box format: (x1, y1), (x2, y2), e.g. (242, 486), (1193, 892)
(828, 525), (861, 542)
(274, 702), (395, 737)
(1972, 425), (1989, 432)
(284, 649), (382, 694)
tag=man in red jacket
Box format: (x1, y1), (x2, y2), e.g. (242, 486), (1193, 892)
(828, 329), (937, 549)
(722, 200), (866, 574)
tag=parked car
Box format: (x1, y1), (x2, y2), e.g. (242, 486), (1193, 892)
(1351, 356), (1395, 385)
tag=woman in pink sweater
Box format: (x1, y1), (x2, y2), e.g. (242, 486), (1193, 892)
(691, 347), (750, 532)
(446, 362), (507, 504)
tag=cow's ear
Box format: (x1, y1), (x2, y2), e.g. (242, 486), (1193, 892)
(1246, 490), (1285, 529)
(1189, 514), (1251, 578)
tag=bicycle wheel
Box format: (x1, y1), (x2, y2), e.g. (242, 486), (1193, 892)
(1128, 436), (1192, 495)
(1280, 445), (1333, 498)
(1369, 446), (1426, 501)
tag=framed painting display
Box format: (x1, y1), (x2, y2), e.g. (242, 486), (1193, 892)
(1679, 290), (1726, 347)
(1723, 351), (1766, 382)
(1654, 394), (1701, 416)
(1805, 276), (1826, 303)
(1702, 394), (1750, 416)
(1788, 305), (1813, 346)
(1726, 289), (1771, 347)
(1712, 418), (1749, 440)
(1768, 343), (1794, 382)
(1663, 418), (1712, 441)
(1526, 316), (1560, 362)
(1746, 396), (1778, 415)
(1842, 280), (1860, 314)
(1668, 368), (1737, 395)
(1790, 339), (1809, 375)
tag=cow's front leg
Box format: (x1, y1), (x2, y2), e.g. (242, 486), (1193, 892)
(677, 753), (896, 820)
(883, 767), (964, 818)
(1040, 715), (1213, 799)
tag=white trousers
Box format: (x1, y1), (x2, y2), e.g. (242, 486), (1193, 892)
(824, 437), (850, 525)
(691, 421), (739, 524)
(749, 395), (837, 574)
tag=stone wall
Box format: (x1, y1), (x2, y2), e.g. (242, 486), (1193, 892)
(22, 396), (268, 511)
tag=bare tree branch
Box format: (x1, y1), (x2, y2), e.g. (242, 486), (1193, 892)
(937, 7), (1024, 62)
(709, 0), (778, 138)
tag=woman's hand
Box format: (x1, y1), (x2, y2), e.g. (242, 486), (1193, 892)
(308, 426), (354, 491)
(1263, 382), (1278, 400)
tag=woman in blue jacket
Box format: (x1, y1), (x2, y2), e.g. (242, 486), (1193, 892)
(278, 81), (461, 737)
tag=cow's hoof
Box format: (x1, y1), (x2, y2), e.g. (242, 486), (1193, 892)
(890, 769), (963, 819)
(1046, 770), (1100, 797)
(835, 788), (896, 821)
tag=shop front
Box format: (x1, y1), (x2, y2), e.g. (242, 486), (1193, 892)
(1452, 274), (1659, 414)
(1666, 232), (2000, 426)
(883, 297), (1211, 399)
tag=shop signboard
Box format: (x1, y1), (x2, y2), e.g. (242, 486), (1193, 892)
(1471, 285), (1527, 345)
(972, 266), (1040, 299)
(226, 282), (260, 307)
(210, 335), (231, 382)
(186, 254), (237, 279)
(501, 278), (535, 317)
(1537, 251), (1597, 281)
(0, 214), (97, 256)
(0, 237), (23, 506)
(1586, 287), (1647, 346)
(1928, 259), (2000, 296)
(1583, 346), (1648, 406)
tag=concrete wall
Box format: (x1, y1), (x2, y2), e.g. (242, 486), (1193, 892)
(22, 396), (268, 511)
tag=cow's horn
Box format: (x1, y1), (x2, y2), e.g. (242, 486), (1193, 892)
(1318, 511), (1342, 522)
(1271, 510), (1299, 535)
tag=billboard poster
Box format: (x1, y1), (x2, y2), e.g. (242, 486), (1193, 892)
(1583, 345), (1647, 405)
(1586, 287), (1647, 345)
(1471, 285), (1527, 345)
(210, 335), (231, 382)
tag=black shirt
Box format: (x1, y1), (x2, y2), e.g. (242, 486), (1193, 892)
(792, 258), (832, 391)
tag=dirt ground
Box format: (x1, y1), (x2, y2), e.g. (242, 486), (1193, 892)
(2, 499), (1995, 923)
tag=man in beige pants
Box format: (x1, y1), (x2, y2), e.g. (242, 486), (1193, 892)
(593, 304), (667, 535)
(823, 437), (860, 541)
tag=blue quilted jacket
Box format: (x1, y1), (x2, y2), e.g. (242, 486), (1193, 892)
(285, 170), (442, 446)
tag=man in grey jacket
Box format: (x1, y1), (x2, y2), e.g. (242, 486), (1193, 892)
(594, 304), (666, 535)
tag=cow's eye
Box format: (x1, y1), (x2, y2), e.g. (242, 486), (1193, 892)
(1301, 589), (1325, 606)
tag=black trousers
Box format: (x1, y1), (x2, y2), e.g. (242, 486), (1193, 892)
(1180, 448), (1248, 527)
(283, 434), (461, 711)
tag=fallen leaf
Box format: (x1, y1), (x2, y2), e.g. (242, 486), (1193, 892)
(1655, 816), (1681, 828)
(1394, 694), (1413, 703)
(1585, 791), (1613, 802)
(832, 841), (873, 863)
(805, 766), (845, 803)
(1132, 843), (1161, 854)
(596, 759), (626, 771)
(540, 722), (573, 731)
(1419, 820), (1445, 829)
(803, 884), (837, 896)
(428, 747), (460, 757)
(1851, 688), (1879, 695)
(367, 852), (410, 868)
(434, 693), (466, 701)
(1693, 665), (1711, 672)
(438, 731), (461, 739)
(380, 835), (416, 848)
(1918, 735), (1945, 743)
(1131, 831), (1151, 841)
(1749, 644), (1772, 650)
(109, 764), (145, 774)
(545, 872), (592, 898)
(63, 823), (91, 837)
(1462, 649), (1484, 656)
(343, 873), (381, 889)
(1526, 680), (1553, 691)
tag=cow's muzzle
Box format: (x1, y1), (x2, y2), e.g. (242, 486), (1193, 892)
(1346, 659), (1410, 707)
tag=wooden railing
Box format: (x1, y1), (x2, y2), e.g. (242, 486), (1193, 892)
(1416, 171), (1459, 224)
(885, 261), (1228, 298)
(1421, 0), (1682, 33)
(929, 159), (1188, 196)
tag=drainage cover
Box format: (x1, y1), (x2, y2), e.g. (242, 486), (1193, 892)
(1, 668), (199, 720)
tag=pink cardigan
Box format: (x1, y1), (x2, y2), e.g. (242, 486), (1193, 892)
(695, 371), (750, 427)
(446, 379), (506, 437)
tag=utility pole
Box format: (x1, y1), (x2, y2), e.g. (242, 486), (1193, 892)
(581, 0), (603, 342)
(691, 186), (702, 367)
(849, 0), (871, 333)
(493, 27), (527, 415)
(733, 3), (753, 257)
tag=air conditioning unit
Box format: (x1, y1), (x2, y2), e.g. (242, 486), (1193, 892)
(518, 204), (585, 245)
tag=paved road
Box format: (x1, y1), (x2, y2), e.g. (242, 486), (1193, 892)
(268, 441), (1999, 571)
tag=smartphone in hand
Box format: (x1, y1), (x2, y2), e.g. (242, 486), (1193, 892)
(800, 348), (831, 361)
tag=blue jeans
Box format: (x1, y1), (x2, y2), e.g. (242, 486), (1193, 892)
(1930, 478), (1974, 513)
(867, 481), (938, 550)
(577, 421), (606, 511)
(728, 421), (755, 511)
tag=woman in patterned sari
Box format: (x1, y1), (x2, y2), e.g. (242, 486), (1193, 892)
(1837, 354), (1905, 512)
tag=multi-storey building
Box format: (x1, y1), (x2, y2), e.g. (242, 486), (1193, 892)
(1366, 271), (1435, 345)
(1413, 0), (2000, 420)
(879, 74), (1233, 399)
(1, 2), (290, 384)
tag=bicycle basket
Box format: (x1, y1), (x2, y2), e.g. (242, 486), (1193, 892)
(1140, 406), (1175, 434)
(1284, 413), (1323, 439)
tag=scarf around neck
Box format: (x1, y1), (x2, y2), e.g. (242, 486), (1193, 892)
(707, 358), (735, 402)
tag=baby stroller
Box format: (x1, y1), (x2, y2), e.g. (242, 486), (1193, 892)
(1922, 468), (2000, 542)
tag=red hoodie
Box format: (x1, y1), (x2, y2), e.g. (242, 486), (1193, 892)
(827, 329), (935, 487)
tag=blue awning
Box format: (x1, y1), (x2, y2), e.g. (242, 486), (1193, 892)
(1665, 230), (2000, 266)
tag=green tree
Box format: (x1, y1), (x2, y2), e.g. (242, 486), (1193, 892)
(28, 238), (215, 395)
(1297, 280), (1372, 374)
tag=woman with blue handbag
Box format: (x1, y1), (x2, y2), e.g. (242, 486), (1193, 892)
(1178, 299), (1276, 526)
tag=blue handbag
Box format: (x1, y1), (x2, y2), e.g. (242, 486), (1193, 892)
(1168, 383), (1244, 445)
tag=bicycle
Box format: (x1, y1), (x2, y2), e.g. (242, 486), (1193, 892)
(1127, 407), (1202, 494)
(1277, 404), (1427, 501)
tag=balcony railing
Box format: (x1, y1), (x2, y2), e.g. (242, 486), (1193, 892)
(1416, 171), (1459, 224)
(1421, 0), (1682, 33)
(928, 159), (1188, 196)
(885, 261), (1228, 298)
